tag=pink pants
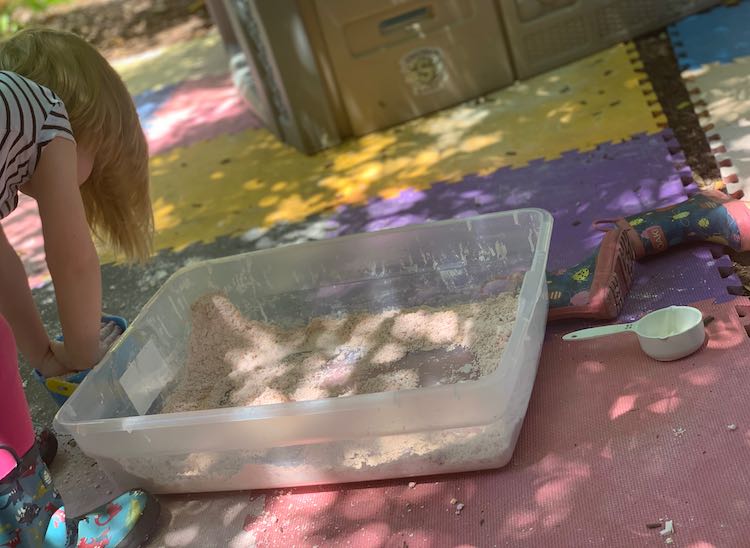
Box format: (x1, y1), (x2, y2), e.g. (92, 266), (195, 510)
(0, 313), (34, 478)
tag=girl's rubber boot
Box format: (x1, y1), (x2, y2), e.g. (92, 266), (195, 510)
(33, 315), (128, 407)
(548, 227), (636, 321)
(0, 443), (160, 547)
(594, 189), (750, 259)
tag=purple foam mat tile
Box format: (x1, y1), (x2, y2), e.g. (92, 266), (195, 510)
(320, 129), (743, 315)
(549, 245), (741, 330)
(331, 131), (689, 272)
(618, 246), (740, 323)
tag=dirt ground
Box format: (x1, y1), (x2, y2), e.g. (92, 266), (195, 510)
(635, 31), (723, 187)
(18, 0), (213, 59)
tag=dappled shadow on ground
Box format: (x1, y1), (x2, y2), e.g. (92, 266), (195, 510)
(680, 56), (750, 198)
(162, 291), (507, 412)
(244, 298), (750, 546)
(322, 131), (689, 271)
(141, 42), (663, 255)
(635, 32), (721, 186)
(684, 55), (750, 129)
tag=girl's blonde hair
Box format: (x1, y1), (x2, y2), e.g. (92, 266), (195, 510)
(0, 28), (153, 262)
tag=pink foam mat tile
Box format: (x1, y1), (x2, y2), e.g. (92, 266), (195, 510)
(146, 74), (263, 156)
(243, 296), (750, 547)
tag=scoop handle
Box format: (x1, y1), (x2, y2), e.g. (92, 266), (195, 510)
(563, 322), (634, 341)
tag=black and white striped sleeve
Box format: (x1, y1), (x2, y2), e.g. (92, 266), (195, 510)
(0, 71), (75, 218)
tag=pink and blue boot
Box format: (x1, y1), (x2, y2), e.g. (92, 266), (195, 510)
(0, 443), (159, 547)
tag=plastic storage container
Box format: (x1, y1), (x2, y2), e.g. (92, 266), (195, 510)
(55, 209), (552, 494)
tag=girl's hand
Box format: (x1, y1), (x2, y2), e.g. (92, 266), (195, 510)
(34, 342), (71, 378)
(99, 320), (123, 350)
(35, 321), (124, 378)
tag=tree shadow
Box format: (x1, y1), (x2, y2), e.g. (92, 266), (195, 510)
(136, 42), (664, 256)
(137, 304), (750, 546)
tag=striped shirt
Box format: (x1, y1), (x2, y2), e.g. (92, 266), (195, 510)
(0, 71), (75, 219)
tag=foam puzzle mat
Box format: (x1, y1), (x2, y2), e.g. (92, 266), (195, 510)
(318, 131), (739, 317)
(3, 34), (668, 275)
(142, 74), (262, 156)
(670, 1), (750, 195)
(136, 41), (664, 256)
(619, 245), (741, 321)
(4, 195), (47, 289)
(133, 84), (179, 134)
(682, 54), (750, 129)
(327, 131), (694, 270)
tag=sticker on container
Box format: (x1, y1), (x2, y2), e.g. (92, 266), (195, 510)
(400, 47), (448, 95)
(119, 340), (174, 415)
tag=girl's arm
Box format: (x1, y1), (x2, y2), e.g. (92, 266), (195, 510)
(31, 137), (102, 370)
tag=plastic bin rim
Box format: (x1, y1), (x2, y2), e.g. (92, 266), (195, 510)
(172, 207), (552, 274)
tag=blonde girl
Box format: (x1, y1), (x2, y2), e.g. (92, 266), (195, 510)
(0, 29), (159, 547)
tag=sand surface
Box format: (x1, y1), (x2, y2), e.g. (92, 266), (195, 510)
(161, 292), (518, 413)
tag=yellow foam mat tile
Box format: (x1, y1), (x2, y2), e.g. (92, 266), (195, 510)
(104, 42), (663, 258)
(112, 32), (228, 97)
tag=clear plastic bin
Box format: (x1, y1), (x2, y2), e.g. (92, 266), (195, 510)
(55, 209), (552, 494)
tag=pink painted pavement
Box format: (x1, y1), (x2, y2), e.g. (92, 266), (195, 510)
(145, 74), (261, 156)
(2, 194), (49, 288)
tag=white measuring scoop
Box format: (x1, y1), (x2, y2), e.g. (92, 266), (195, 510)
(562, 305), (706, 361)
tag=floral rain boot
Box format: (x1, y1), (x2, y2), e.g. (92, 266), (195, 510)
(0, 444), (61, 547)
(594, 189), (750, 259)
(548, 227), (636, 321)
(44, 488), (159, 548)
(0, 444), (160, 548)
